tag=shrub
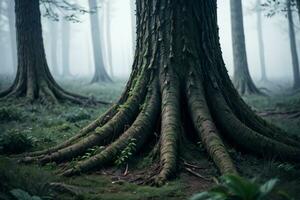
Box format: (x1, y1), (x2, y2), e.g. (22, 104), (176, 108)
(190, 175), (293, 200)
(0, 131), (33, 154)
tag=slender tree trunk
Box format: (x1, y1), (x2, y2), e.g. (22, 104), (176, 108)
(24, 0), (300, 186)
(0, 0), (94, 104)
(105, 0), (113, 77)
(50, 20), (59, 76)
(287, 0), (300, 89)
(61, 19), (71, 76)
(130, 0), (136, 55)
(230, 0), (261, 95)
(88, 0), (111, 83)
(296, 0), (300, 21)
(256, 0), (267, 81)
(7, 0), (17, 75)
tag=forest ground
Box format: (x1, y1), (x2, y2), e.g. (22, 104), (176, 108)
(0, 76), (300, 200)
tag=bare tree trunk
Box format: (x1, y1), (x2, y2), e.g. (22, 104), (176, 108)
(88, 0), (111, 83)
(7, 0), (17, 75)
(130, 0), (136, 55)
(50, 20), (59, 76)
(287, 0), (300, 89)
(256, 0), (267, 81)
(230, 0), (262, 95)
(61, 19), (71, 76)
(105, 0), (113, 77)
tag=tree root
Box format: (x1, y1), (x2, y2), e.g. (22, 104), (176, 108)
(21, 66), (300, 185)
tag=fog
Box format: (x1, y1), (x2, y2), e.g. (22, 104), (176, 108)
(0, 0), (299, 81)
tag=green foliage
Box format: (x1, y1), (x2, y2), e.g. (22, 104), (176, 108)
(0, 158), (56, 199)
(10, 189), (42, 200)
(0, 131), (34, 154)
(0, 107), (22, 121)
(80, 146), (105, 160)
(64, 109), (91, 122)
(115, 138), (137, 166)
(190, 175), (293, 200)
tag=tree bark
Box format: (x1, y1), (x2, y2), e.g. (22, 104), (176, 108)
(61, 19), (71, 77)
(7, 0), (17, 75)
(230, 0), (262, 95)
(24, 0), (300, 185)
(256, 0), (267, 81)
(0, 0), (96, 104)
(287, 0), (300, 89)
(88, 0), (111, 83)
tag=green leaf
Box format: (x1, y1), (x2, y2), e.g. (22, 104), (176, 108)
(258, 179), (278, 199)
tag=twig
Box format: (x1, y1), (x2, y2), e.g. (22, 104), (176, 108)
(184, 167), (211, 181)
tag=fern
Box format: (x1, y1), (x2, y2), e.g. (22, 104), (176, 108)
(115, 138), (137, 166)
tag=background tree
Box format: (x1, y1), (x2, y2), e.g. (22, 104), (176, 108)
(104, 0), (114, 77)
(256, 0), (268, 82)
(230, 0), (262, 95)
(49, 20), (59, 76)
(130, 0), (136, 55)
(7, 0), (17, 76)
(23, 0), (300, 186)
(287, 0), (300, 89)
(0, 0), (96, 104)
(61, 19), (71, 77)
(262, 0), (300, 89)
(88, 0), (111, 83)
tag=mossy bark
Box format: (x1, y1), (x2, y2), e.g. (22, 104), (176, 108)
(23, 0), (300, 185)
(230, 0), (262, 95)
(0, 0), (95, 104)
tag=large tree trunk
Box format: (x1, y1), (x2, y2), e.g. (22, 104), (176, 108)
(256, 0), (267, 82)
(24, 0), (300, 185)
(0, 0), (96, 104)
(88, 0), (111, 83)
(230, 0), (262, 95)
(61, 19), (71, 77)
(287, 0), (300, 89)
(7, 0), (17, 75)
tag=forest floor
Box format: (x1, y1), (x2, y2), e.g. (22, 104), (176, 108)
(0, 77), (300, 200)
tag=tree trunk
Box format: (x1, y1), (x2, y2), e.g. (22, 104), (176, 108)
(287, 0), (300, 89)
(50, 20), (59, 76)
(105, 0), (113, 77)
(296, 0), (300, 21)
(256, 0), (267, 82)
(7, 0), (17, 75)
(88, 0), (111, 83)
(24, 0), (300, 185)
(0, 0), (96, 104)
(230, 0), (262, 95)
(61, 19), (71, 77)
(130, 0), (136, 55)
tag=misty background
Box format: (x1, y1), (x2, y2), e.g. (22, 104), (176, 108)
(0, 0), (299, 83)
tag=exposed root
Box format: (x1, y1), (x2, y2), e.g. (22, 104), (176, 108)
(208, 85), (300, 162)
(186, 72), (237, 175)
(155, 70), (180, 185)
(62, 79), (160, 176)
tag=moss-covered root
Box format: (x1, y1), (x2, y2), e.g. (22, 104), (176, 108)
(34, 72), (150, 164)
(208, 85), (300, 162)
(62, 80), (161, 176)
(186, 73), (237, 175)
(155, 71), (180, 186)
(24, 105), (119, 159)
